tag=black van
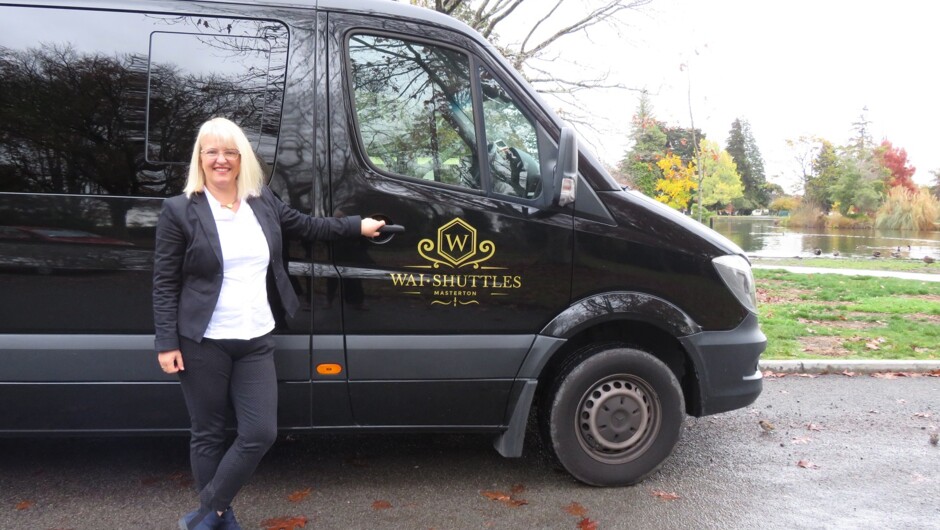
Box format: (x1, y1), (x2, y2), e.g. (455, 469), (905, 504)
(0, 0), (765, 486)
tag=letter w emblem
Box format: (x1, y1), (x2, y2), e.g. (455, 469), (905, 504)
(444, 233), (469, 253)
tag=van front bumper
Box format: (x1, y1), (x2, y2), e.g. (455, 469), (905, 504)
(679, 312), (766, 416)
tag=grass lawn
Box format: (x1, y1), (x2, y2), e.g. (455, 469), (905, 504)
(751, 256), (939, 274)
(755, 268), (939, 360)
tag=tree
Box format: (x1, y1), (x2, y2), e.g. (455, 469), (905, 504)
(878, 140), (917, 192)
(726, 118), (768, 212)
(932, 169), (940, 200)
(654, 153), (696, 210)
(786, 135), (822, 196)
(806, 139), (840, 211)
(618, 90), (666, 195)
(849, 106), (874, 153)
(698, 139), (743, 210)
(405, 0), (653, 129)
(829, 155), (883, 216)
(663, 126), (705, 165)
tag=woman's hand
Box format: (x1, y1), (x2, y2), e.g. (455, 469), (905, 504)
(158, 349), (185, 373)
(361, 218), (386, 237)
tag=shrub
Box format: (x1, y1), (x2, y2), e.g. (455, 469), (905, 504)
(785, 203), (826, 228)
(875, 186), (940, 231)
(828, 211), (872, 229)
(770, 195), (799, 213)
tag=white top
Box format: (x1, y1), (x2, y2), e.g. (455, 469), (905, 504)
(203, 190), (275, 340)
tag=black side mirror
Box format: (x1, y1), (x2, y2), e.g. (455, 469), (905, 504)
(553, 126), (578, 207)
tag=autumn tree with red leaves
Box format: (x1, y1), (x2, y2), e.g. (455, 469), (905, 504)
(878, 140), (917, 192)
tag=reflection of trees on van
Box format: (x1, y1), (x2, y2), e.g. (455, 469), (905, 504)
(0, 37), (281, 230)
(349, 34), (542, 199)
(0, 46), (154, 198)
(349, 35), (480, 190)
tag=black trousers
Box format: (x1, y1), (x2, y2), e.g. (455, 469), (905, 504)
(178, 334), (278, 512)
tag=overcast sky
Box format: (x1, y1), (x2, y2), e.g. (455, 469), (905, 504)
(503, 0), (939, 193)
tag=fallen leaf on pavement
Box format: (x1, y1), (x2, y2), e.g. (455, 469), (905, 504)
(796, 460), (820, 469)
(840, 371), (856, 377)
(260, 515), (307, 530)
(577, 517), (598, 530)
(481, 490), (527, 507)
(791, 437), (812, 444)
(288, 488), (311, 503)
(15, 500), (33, 510)
(872, 372), (921, 379)
(564, 502), (588, 517)
(372, 500), (393, 510)
(651, 489), (680, 501)
(511, 483), (526, 495)
(806, 423), (824, 431)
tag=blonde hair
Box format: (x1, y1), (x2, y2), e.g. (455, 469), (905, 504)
(184, 117), (264, 199)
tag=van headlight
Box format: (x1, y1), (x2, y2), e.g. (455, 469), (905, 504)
(713, 254), (758, 313)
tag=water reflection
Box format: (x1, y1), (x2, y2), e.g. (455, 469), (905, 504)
(711, 217), (940, 259)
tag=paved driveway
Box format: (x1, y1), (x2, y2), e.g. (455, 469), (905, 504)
(1, 375), (937, 529)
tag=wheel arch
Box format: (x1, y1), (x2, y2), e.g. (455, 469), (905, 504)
(494, 292), (705, 458)
(532, 291), (704, 416)
(536, 319), (701, 417)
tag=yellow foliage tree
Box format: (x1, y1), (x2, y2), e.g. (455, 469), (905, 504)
(655, 153), (698, 210)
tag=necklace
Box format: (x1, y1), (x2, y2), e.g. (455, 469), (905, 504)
(220, 199), (237, 210)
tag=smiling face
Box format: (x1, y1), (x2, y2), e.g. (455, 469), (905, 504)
(199, 135), (241, 195)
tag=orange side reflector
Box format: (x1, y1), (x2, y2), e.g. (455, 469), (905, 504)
(316, 363), (342, 375)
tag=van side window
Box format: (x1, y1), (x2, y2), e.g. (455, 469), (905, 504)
(480, 68), (542, 199)
(0, 7), (287, 197)
(348, 35), (480, 191)
(147, 31), (287, 165)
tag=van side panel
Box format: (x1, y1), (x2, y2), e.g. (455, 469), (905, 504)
(0, 3), (316, 432)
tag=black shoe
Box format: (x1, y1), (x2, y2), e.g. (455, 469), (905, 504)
(220, 508), (243, 530)
(179, 508), (224, 530)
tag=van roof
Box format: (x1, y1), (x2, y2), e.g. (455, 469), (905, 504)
(7, 0), (475, 35)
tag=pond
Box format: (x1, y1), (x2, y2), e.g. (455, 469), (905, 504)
(710, 216), (940, 259)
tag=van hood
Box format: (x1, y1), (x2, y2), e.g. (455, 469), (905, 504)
(615, 189), (746, 259)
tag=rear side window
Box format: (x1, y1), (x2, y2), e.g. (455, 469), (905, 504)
(0, 6), (287, 197)
(147, 32), (283, 165)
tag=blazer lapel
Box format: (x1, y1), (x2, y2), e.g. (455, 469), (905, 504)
(192, 192), (223, 266)
(247, 194), (276, 258)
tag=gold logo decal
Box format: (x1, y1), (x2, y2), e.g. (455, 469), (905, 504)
(388, 218), (522, 307)
(417, 218), (495, 269)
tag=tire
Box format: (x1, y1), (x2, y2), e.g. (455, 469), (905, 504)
(540, 344), (685, 486)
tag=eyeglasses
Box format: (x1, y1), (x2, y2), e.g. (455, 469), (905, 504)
(200, 149), (241, 160)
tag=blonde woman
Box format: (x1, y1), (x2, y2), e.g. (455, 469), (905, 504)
(153, 117), (384, 529)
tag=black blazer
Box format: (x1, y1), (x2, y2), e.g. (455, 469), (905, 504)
(152, 187), (361, 352)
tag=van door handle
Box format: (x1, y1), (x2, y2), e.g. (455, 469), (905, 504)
(378, 224), (405, 234)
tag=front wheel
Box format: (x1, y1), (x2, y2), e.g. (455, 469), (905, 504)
(540, 344), (685, 486)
